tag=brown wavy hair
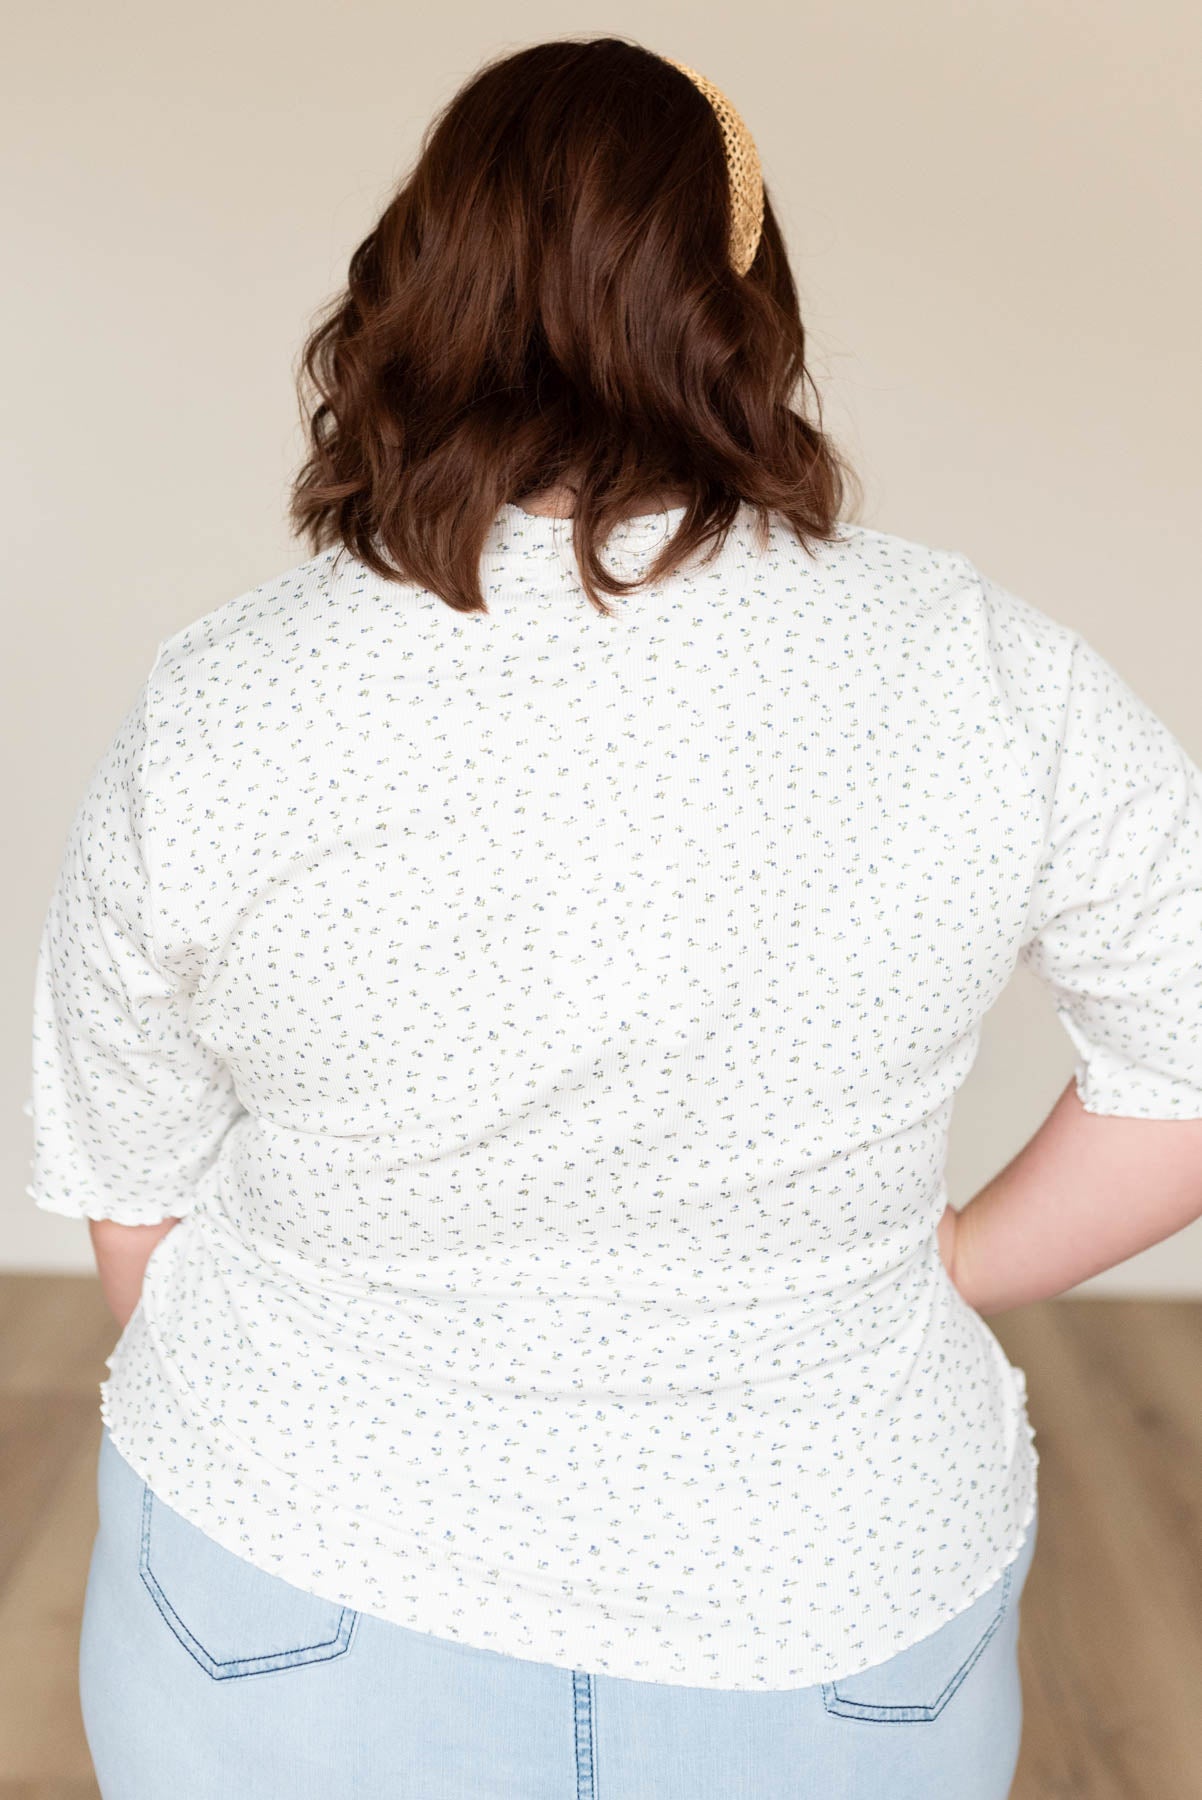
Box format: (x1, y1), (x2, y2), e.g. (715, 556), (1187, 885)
(289, 35), (860, 618)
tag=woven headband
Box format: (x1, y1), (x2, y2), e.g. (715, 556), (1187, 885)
(661, 56), (764, 276)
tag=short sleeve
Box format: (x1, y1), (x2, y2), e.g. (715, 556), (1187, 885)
(24, 666), (245, 1224)
(1018, 628), (1202, 1118)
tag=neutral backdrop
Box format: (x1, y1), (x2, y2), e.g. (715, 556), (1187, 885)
(5, 1), (1200, 1285)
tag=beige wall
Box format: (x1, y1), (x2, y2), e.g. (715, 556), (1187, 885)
(6, 2), (1201, 1284)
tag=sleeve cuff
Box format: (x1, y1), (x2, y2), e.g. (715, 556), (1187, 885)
(1071, 1058), (1202, 1121)
(26, 1182), (194, 1226)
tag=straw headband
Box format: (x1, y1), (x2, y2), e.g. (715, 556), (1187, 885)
(661, 56), (764, 276)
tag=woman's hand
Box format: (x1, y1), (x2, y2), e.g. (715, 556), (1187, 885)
(947, 1079), (1202, 1317)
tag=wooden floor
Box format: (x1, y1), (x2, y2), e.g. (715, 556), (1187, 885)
(1, 1278), (1200, 1798)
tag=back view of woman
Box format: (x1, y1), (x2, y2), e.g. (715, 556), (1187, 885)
(26, 34), (1202, 1800)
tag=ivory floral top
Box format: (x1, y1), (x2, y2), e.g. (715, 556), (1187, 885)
(25, 502), (1202, 1687)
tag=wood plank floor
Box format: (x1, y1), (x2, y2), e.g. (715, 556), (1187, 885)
(1, 1275), (1199, 1798)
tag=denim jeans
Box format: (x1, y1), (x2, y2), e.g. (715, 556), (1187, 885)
(80, 1424), (1037, 1799)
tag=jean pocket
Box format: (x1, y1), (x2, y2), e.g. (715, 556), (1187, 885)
(820, 1523), (1035, 1724)
(138, 1482), (359, 1680)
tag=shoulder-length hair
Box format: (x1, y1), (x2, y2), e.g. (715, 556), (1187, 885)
(289, 35), (860, 617)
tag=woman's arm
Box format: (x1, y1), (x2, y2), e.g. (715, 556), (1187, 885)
(943, 1077), (1202, 1317)
(88, 1217), (182, 1331)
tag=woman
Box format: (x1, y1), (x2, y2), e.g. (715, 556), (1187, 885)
(26, 34), (1202, 1800)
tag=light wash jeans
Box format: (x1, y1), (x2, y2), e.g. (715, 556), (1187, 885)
(80, 1424), (1037, 1799)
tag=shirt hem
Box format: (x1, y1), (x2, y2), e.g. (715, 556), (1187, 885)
(97, 1351), (1041, 1693)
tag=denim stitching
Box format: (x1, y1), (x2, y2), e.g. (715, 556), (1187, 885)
(820, 1560), (1014, 1723)
(138, 1484), (358, 1679)
(573, 1669), (597, 1799)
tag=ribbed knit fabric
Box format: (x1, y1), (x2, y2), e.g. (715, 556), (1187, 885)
(25, 503), (1202, 1688)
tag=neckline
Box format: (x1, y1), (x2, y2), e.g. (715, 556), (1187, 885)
(499, 500), (690, 536)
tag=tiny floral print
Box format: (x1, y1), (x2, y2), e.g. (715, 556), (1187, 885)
(25, 502), (1202, 1688)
